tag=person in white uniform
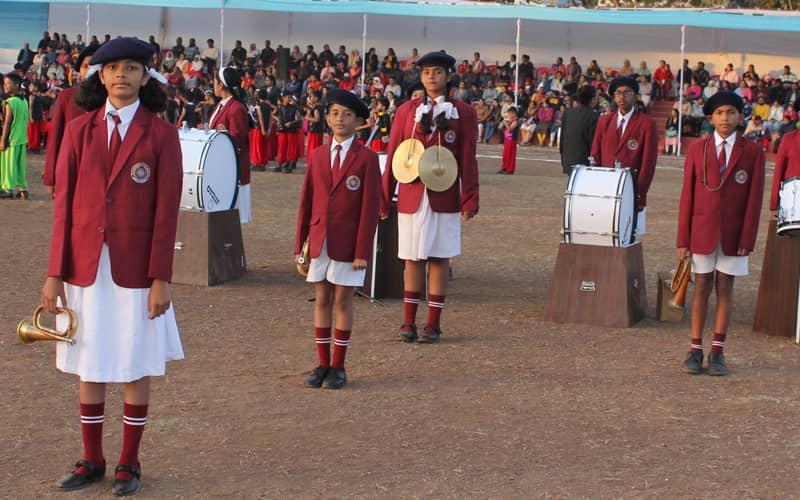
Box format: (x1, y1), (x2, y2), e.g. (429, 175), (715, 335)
(41, 37), (184, 496)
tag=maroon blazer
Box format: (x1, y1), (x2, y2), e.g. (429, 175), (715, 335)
(771, 130), (800, 211)
(677, 134), (765, 255)
(382, 98), (479, 215)
(43, 86), (84, 186)
(210, 98), (251, 186)
(48, 106), (183, 288)
(589, 110), (658, 207)
(294, 139), (381, 262)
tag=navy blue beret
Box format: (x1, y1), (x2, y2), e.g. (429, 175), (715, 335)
(608, 76), (639, 95)
(89, 37), (154, 66)
(417, 51), (456, 70)
(326, 88), (369, 119)
(76, 45), (99, 67)
(703, 91), (743, 116)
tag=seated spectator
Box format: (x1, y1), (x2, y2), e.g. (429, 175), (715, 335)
(781, 65), (798, 84)
(406, 48), (420, 65)
(519, 54), (535, 83)
(162, 50), (176, 72)
(320, 59), (336, 81)
(638, 75), (652, 108)
(664, 109), (679, 154)
(689, 98), (706, 136)
(46, 61), (64, 83)
(721, 63), (739, 85)
(743, 96), (754, 122)
(73, 34), (86, 52)
(785, 82), (799, 109)
(318, 44), (334, 67)
(693, 61), (710, 88)
(775, 114), (797, 151)
(566, 56), (581, 81)
(591, 73), (606, 94)
(172, 37), (185, 58)
(744, 115), (769, 150)
(370, 76), (384, 95)
(384, 76), (401, 97)
(175, 51), (189, 73)
(619, 59), (634, 77)
(703, 80), (719, 100)
(366, 47), (379, 73)
(482, 79), (499, 103)
(767, 99), (785, 135)
(685, 77), (702, 101)
(484, 99), (502, 142)
(550, 103), (566, 147)
(550, 72), (565, 94)
(535, 100), (555, 146)
(753, 96), (770, 121)
(475, 98), (491, 142)
(550, 57), (566, 77)
(185, 38), (200, 60)
(637, 60), (651, 80)
(735, 80), (753, 102)
(168, 64), (185, 89)
(653, 60), (672, 100)
(518, 101), (537, 145)
(585, 60), (602, 81)
(339, 73), (355, 91)
(247, 42), (259, 64)
(382, 47), (399, 77)
(349, 49), (361, 68)
(743, 64), (759, 82)
(471, 52), (485, 76)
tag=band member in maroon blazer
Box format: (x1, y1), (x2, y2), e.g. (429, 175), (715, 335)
(770, 129), (800, 217)
(211, 66), (251, 223)
(382, 51), (480, 343)
(294, 89), (380, 389)
(677, 91), (765, 377)
(42, 45), (97, 198)
(590, 76), (658, 238)
(41, 37), (184, 496)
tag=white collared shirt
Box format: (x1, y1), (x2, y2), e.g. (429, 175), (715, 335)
(616, 107), (635, 136)
(330, 135), (355, 170)
(104, 99), (140, 145)
(209, 96), (232, 126)
(714, 131), (736, 169)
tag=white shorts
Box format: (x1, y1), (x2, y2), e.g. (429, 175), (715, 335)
(236, 183), (252, 224)
(306, 239), (366, 287)
(56, 245), (184, 383)
(397, 190), (461, 261)
(692, 241), (749, 276)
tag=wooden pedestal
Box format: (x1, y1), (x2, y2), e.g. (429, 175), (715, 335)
(753, 220), (800, 338)
(363, 208), (404, 299)
(545, 243), (648, 328)
(172, 209), (246, 286)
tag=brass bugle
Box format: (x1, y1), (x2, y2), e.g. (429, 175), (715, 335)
(17, 305), (78, 344)
(669, 256), (692, 309)
(296, 239), (310, 277)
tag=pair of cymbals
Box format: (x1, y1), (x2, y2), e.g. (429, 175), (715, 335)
(391, 138), (458, 192)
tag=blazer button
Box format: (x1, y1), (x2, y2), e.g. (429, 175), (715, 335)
(99, 226), (105, 233)
(329, 195), (334, 200)
(105, 197), (112, 204)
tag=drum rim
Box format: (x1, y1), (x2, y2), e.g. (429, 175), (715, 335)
(181, 130), (239, 212)
(563, 165), (635, 246)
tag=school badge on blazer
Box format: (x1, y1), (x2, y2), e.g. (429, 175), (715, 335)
(627, 139), (639, 151)
(346, 175), (361, 191)
(444, 130), (456, 144)
(735, 170), (748, 184)
(131, 163), (152, 183)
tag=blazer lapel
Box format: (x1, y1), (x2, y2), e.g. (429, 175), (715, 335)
(107, 108), (147, 189)
(706, 137), (722, 187)
(320, 145), (333, 191)
(726, 134), (745, 175)
(333, 140), (360, 190)
(616, 112), (637, 153)
(210, 102), (224, 129)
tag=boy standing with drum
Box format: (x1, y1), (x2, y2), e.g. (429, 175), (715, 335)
(294, 89), (381, 389)
(677, 91), (765, 376)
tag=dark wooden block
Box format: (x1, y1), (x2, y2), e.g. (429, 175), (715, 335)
(364, 208), (404, 299)
(172, 209), (246, 286)
(545, 243), (648, 328)
(753, 220), (800, 338)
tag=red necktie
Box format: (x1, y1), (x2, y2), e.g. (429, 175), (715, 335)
(332, 144), (342, 181)
(616, 118), (624, 141)
(108, 113), (122, 170)
(718, 142), (727, 174)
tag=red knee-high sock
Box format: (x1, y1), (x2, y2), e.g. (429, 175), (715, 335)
(403, 291), (421, 326)
(426, 294), (445, 327)
(331, 329), (351, 370)
(75, 402), (105, 474)
(315, 326), (332, 367)
(116, 403), (148, 480)
(711, 333), (727, 353)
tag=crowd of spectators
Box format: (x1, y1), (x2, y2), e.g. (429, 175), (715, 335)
(10, 31), (800, 154)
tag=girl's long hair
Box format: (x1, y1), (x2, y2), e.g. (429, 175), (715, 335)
(76, 71), (166, 112)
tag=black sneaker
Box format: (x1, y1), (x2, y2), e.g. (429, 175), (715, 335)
(418, 324), (442, 344)
(681, 351), (704, 374)
(269, 163), (284, 172)
(304, 366), (329, 388)
(707, 351), (729, 376)
(251, 165), (266, 172)
(322, 368), (347, 389)
(397, 323), (417, 342)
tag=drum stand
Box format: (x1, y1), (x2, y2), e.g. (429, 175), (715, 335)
(753, 220), (800, 340)
(172, 209), (246, 286)
(362, 207), (405, 301)
(545, 242), (648, 328)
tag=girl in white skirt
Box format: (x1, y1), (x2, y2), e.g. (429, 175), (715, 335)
(41, 37), (184, 496)
(294, 89), (380, 389)
(381, 51), (480, 343)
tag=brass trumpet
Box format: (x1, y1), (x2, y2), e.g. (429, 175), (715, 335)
(296, 239), (310, 277)
(17, 305), (78, 344)
(669, 256), (692, 309)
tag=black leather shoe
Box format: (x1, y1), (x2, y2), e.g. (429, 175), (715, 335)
(397, 323), (418, 342)
(112, 464), (141, 497)
(0, 190), (13, 199)
(682, 351), (704, 374)
(57, 459), (106, 491)
(418, 324), (442, 344)
(707, 351), (729, 376)
(304, 366), (329, 388)
(16, 190), (29, 200)
(323, 368), (347, 389)
(270, 163), (284, 172)
(251, 165), (266, 172)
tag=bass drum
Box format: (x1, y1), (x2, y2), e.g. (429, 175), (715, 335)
(563, 165), (635, 247)
(179, 129), (238, 212)
(777, 176), (800, 237)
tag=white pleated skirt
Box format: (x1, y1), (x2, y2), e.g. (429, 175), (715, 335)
(56, 245), (184, 383)
(236, 183), (252, 224)
(397, 190), (461, 261)
(307, 239), (366, 287)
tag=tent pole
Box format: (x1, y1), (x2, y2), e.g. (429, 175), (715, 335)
(677, 25), (686, 157)
(514, 18), (520, 108)
(361, 13), (367, 98)
(220, 0), (225, 68)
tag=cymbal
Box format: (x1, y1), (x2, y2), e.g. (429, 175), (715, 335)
(418, 145), (458, 192)
(392, 138), (425, 184)
(297, 239), (310, 277)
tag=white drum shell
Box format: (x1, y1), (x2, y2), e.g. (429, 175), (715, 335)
(179, 129), (238, 212)
(563, 165), (635, 247)
(777, 176), (800, 237)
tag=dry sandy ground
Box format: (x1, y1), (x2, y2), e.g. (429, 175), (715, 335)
(2, 147), (799, 498)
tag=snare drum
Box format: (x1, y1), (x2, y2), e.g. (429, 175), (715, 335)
(179, 129), (238, 212)
(377, 152), (398, 201)
(777, 176), (800, 237)
(563, 165), (635, 247)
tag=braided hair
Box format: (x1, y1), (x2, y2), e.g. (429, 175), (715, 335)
(217, 66), (246, 104)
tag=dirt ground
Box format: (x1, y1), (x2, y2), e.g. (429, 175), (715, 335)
(2, 146), (800, 498)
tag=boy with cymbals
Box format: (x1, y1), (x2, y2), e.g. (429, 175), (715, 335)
(294, 88), (381, 389)
(677, 91), (765, 376)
